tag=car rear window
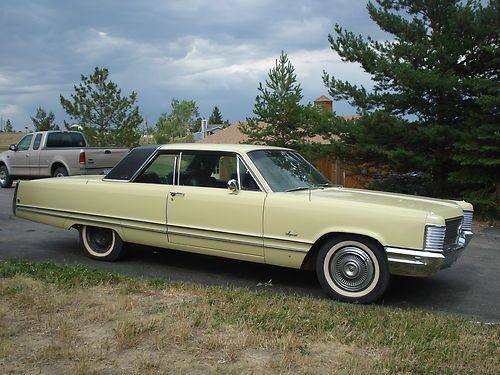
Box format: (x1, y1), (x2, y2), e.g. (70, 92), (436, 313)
(104, 146), (159, 181)
(46, 132), (86, 148)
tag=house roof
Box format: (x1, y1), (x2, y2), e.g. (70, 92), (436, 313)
(313, 95), (332, 103)
(198, 122), (334, 145)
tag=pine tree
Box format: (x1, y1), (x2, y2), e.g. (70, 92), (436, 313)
(31, 107), (59, 131)
(60, 67), (143, 147)
(208, 106), (224, 124)
(4, 120), (13, 132)
(241, 52), (311, 147)
(322, 0), (499, 209)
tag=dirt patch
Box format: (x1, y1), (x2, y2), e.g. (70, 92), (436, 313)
(0, 276), (378, 374)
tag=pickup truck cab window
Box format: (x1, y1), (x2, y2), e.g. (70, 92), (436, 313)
(46, 132), (86, 147)
(17, 134), (33, 151)
(32, 134), (42, 150)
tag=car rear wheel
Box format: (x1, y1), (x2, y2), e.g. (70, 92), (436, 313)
(0, 165), (13, 188)
(316, 236), (390, 303)
(79, 225), (124, 261)
(53, 166), (68, 177)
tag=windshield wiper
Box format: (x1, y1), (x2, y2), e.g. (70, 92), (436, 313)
(285, 186), (311, 192)
(314, 183), (334, 188)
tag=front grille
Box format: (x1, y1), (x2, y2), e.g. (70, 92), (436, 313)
(462, 211), (473, 231)
(425, 225), (445, 251)
(444, 217), (462, 249)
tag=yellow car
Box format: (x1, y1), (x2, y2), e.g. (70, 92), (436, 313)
(13, 144), (474, 303)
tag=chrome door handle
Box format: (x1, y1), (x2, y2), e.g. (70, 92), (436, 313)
(170, 192), (185, 197)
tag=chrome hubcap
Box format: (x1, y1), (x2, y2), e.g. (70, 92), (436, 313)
(0, 171), (5, 184)
(330, 246), (375, 292)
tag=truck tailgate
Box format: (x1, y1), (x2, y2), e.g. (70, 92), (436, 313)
(84, 148), (129, 169)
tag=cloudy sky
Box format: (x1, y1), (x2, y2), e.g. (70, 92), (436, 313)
(0, 0), (385, 131)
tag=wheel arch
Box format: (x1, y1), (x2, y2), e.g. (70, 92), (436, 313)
(50, 161), (71, 176)
(0, 160), (10, 173)
(301, 231), (386, 271)
(68, 221), (125, 240)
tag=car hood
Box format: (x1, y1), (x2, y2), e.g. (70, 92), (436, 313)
(307, 187), (467, 220)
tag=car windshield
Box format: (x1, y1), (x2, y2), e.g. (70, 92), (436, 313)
(247, 149), (333, 192)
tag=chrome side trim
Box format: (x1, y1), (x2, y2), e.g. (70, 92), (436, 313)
(17, 206), (166, 234)
(169, 229), (308, 253)
(18, 205), (310, 253)
(167, 223), (313, 245)
(120, 223), (167, 234)
(168, 229), (263, 248)
(264, 244), (308, 253)
(16, 204), (164, 227)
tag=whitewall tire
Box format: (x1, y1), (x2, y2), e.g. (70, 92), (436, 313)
(79, 225), (124, 261)
(316, 236), (390, 303)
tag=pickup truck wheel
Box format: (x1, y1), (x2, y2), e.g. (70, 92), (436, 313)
(316, 236), (390, 303)
(79, 225), (124, 261)
(53, 167), (68, 177)
(0, 166), (13, 188)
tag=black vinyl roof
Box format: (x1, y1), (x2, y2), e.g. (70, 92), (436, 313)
(104, 145), (159, 181)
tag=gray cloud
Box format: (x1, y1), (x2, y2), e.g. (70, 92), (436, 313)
(0, 0), (382, 131)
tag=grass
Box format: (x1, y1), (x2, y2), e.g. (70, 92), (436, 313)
(0, 132), (23, 150)
(0, 260), (498, 374)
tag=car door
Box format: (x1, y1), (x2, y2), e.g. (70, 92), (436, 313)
(9, 134), (33, 176)
(29, 133), (43, 176)
(120, 152), (178, 248)
(167, 151), (266, 261)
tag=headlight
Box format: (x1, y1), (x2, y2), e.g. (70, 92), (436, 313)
(424, 225), (445, 252)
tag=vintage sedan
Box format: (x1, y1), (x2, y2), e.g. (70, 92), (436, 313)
(13, 144), (474, 303)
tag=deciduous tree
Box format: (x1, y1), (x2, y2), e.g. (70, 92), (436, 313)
(155, 99), (199, 143)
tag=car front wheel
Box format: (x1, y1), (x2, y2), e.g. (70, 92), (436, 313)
(79, 225), (124, 261)
(0, 165), (13, 188)
(316, 236), (390, 303)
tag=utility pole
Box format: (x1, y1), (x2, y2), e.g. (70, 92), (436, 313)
(0, 117), (3, 132)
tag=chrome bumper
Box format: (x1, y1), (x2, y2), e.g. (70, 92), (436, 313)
(385, 231), (473, 277)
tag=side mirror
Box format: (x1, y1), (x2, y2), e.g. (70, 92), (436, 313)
(9, 144), (17, 152)
(227, 179), (239, 193)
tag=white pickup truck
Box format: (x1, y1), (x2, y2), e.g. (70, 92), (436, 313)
(0, 131), (129, 188)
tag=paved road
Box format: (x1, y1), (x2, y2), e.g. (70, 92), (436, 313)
(1, 185), (499, 322)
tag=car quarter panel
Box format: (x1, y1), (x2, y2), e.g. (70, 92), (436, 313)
(15, 177), (172, 248)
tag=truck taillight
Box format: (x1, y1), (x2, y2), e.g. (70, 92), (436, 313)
(79, 150), (86, 165)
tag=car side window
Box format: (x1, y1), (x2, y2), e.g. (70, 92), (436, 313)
(178, 151), (260, 191)
(32, 134), (42, 150)
(238, 159), (260, 191)
(17, 135), (33, 151)
(134, 153), (177, 184)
